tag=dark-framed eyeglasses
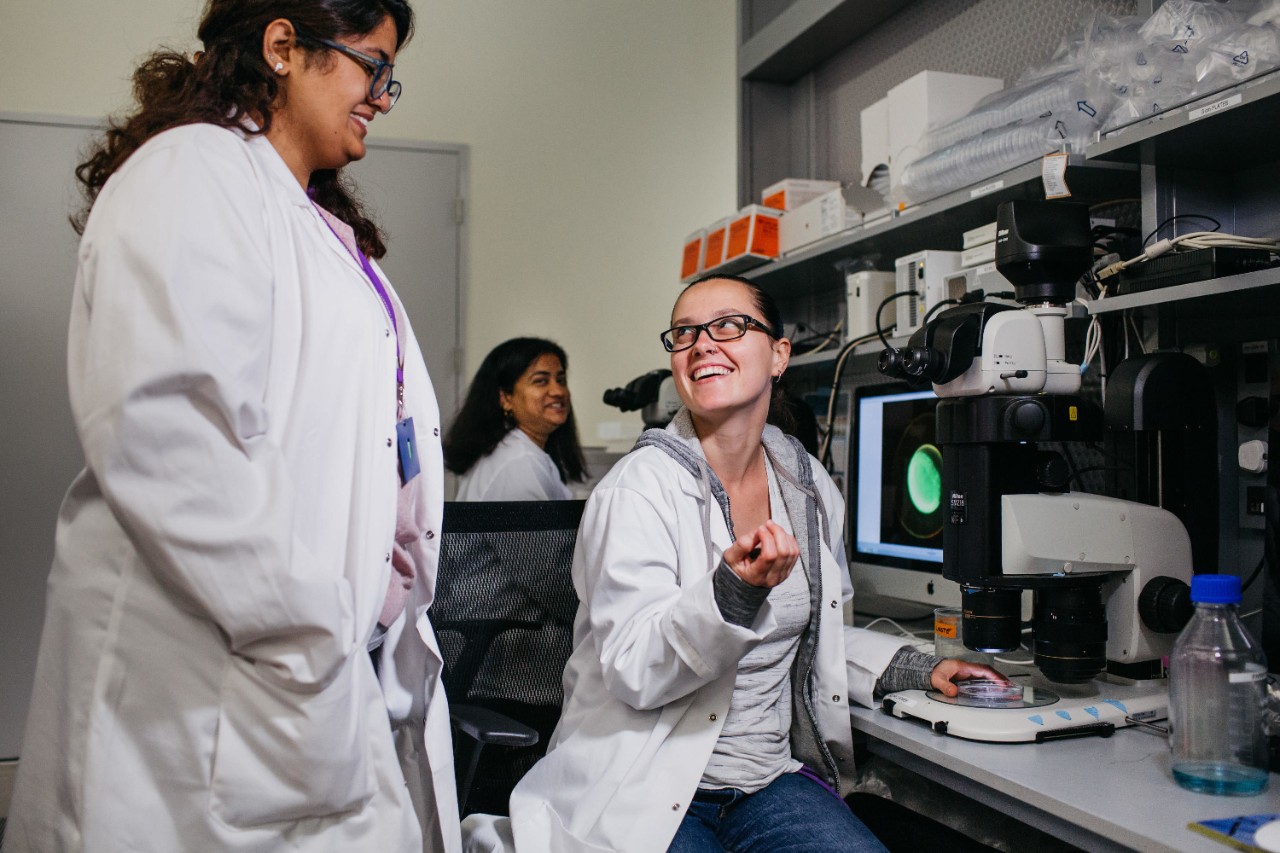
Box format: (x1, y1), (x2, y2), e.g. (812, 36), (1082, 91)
(660, 314), (776, 353)
(307, 35), (402, 111)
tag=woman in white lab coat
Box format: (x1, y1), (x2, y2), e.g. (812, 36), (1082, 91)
(4, 1), (460, 851)
(464, 274), (1003, 852)
(445, 337), (587, 500)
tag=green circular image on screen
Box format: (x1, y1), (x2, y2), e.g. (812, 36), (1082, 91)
(891, 411), (944, 542)
(906, 444), (942, 515)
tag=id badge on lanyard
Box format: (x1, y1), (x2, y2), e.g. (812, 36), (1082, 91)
(315, 201), (419, 485)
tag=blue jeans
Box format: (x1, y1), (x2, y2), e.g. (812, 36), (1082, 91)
(667, 771), (889, 852)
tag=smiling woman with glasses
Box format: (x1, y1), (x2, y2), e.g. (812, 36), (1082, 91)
(470, 272), (1006, 853)
(5, 1), (466, 851)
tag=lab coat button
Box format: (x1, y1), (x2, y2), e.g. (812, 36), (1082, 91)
(672, 804), (680, 811)
(833, 695), (841, 703)
(830, 600), (838, 608)
(433, 427), (440, 436)
(385, 329), (391, 337)
(387, 437), (393, 447)
(425, 530), (435, 540)
(708, 713), (717, 721)
(385, 552), (392, 562)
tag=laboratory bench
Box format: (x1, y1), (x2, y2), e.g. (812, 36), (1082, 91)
(850, 699), (1280, 853)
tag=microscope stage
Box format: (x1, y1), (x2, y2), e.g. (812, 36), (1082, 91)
(880, 670), (1169, 743)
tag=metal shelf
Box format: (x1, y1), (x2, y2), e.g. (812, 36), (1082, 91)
(1087, 266), (1280, 314)
(1086, 66), (1280, 169)
(738, 0), (902, 83)
(742, 157), (1137, 298)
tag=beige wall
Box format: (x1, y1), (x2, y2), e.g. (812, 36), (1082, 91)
(0, 0), (737, 451)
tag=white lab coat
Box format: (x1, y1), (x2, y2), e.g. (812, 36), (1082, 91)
(465, 421), (908, 852)
(4, 124), (461, 852)
(456, 428), (572, 501)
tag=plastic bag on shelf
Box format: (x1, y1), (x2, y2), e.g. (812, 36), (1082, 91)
(1136, 0), (1257, 92)
(889, 107), (1096, 207)
(1193, 22), (1280, 91)
(1248, 0), (1280, 27)
(913, 12), (1134, 158)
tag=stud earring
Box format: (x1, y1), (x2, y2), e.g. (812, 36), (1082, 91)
(274, 61), (284, 73)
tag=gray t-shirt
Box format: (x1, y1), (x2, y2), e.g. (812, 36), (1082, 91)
(700, 458), (807, 793)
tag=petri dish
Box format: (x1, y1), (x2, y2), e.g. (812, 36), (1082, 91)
(956, 679), (1025, 708)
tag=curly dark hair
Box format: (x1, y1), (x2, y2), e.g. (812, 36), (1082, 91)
(443, 338), (587, 484)
(72, 0), (414, 258)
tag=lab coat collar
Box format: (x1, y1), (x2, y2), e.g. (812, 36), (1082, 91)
(243, 131), (311, 208)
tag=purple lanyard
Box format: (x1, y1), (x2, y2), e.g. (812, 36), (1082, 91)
(314, 204), (405, 410)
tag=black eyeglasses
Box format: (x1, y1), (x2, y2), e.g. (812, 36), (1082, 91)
(660, 314), (776, 353)
(307, 35), (402, 111)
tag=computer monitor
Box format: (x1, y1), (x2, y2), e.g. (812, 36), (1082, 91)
(848, 381), (961, 618)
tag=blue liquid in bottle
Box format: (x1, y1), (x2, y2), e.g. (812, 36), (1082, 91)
(1169, 574), (1269, 796)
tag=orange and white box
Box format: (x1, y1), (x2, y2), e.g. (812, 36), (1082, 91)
(680, 228), (706, 282)
(724, 205), (781, 263)
(701, 217), (731, 271)
(760, 178), (841, 212)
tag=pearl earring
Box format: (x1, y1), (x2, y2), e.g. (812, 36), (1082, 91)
(274, 61), (284, 73)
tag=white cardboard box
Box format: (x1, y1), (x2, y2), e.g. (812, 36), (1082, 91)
(887, 71), (1003, 185)
(760, 178), (841, 212)
(960, 241), (996, 268)
(860, 97), (890, 189)
(779, 188), (860, 254)
(962, 221), (998, 249)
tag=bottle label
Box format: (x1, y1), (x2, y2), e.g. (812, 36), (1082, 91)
(1229, 664), (1267, 684)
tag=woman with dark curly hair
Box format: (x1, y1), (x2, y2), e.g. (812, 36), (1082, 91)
(444, 337), (587, 500)
(4, 1), (462, 850)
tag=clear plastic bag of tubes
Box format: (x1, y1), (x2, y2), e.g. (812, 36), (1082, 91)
(888, 2), (1280, 207)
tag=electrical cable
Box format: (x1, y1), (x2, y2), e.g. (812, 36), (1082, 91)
(875, 290), (916, 350)
(815, 330), (882, 466)
(1094, 230), (1280, 287)
(920, 297), (960, 326)
(1143, 214), (1221, 248)
(1242, 555), (1267, 592)
(861, 616), (935, 644)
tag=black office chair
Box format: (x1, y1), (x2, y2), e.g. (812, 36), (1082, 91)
(429, 500), (584, 817)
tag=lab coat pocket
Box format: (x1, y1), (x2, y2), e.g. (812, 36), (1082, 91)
(210, 654), (376, 827)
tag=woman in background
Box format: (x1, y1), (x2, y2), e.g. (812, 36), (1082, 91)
(3, 0), (460, 850)
(445, 337), (587, 500)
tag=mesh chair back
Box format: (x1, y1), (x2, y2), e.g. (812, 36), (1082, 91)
(429, 500), (584, 816)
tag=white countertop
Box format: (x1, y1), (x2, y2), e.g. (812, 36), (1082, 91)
(850, 700), (1280, 852)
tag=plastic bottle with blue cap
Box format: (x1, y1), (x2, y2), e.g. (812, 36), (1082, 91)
(1169, 573), (1270, 795)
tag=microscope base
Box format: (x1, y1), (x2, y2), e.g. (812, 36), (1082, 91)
(881, 670), (1168, 743)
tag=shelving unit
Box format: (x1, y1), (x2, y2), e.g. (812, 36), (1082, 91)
(1088, 65), (1280, 169)
(738, 0), (900, 84)
(743, 156), (1138, 299)
(731, 0), (1279, 615)
(1089, 266), (1280, 314)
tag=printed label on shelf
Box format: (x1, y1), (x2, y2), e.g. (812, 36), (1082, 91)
(1188, 93), (1242, 122)
(1042, 152), (1071, 199)
(969, 179), (1004, 199)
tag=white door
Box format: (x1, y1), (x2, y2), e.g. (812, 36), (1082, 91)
(347, 140), (467, 418)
